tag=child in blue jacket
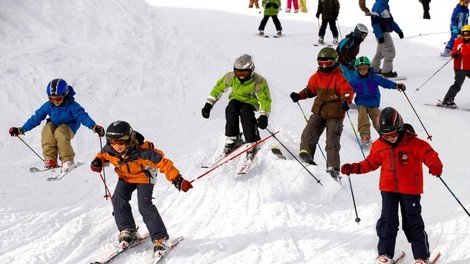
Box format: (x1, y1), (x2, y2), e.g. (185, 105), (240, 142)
(442, 0), (469, 57)
(349, 56), (405, 146)
(9, 79), (104, 172)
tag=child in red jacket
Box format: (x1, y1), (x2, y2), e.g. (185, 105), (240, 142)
(441, 25), (470, 107)
(341, 107), (443, 264)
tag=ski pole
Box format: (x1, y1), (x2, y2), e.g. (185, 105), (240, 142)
(346, 111), (366, 159)
(336, 19), (343, 39)
(266, 128), (322, 186)
(296, 102), (327, 161)
(190, 131), (279, 183)
(415, 57), (453, 92)
(16, 136), (44, 162)
(98, 137), (112, 201)
(401, 91), (433, 141)
(343, 111), (362, 223)
(438, 176), (470, 218)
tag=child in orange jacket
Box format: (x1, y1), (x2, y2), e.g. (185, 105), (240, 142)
(90, 121), (192, 256)
(341, 107), (443, 264)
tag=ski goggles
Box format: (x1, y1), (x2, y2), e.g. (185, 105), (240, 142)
(234, 69), (251, 79)
(463, 33), (470, 38)
(381, 130), (399, 141)
(106, 136), (131, 147)
(318, 60), (335, 68)
(48, 95), (64, 103)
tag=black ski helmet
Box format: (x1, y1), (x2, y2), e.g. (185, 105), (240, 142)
(106, 121), (133, 143)
(377, 107), (404, 134)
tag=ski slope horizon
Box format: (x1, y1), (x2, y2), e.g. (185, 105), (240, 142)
(1, 0), (469, 263)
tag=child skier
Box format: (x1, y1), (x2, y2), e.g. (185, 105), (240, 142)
(441, 0), (469, 57)
(441, 25), (470, 107)
(341, 107), (443, 264)
(9, 78), (104, 172)
(349, 56), (406, 146)
(370, 0), (404, 78)
(201, 54), (272, 157)
(336, 23), (369, 81)
(90, 121), (193, 256)
(316, 0), (340, 45)
(289, 47), (354, 180)
(258, 0), (283, 37)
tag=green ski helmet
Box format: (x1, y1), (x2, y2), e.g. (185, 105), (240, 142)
(354, 56), (371, 68)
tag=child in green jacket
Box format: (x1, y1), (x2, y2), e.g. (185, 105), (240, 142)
(258, 0), (283, 37)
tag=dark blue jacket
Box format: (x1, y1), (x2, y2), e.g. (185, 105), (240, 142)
(371, 0), (402, 40)
(21, 87), (96, 134)
(349, 69), (397, 108)
(449, 4), (469, 31)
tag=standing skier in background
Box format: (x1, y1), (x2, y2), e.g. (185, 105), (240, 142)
(201, 54), (272, 158)
(349, 56), (406, 147)
(341, 107), (443, 264)
(90, 121), (193, 257)
(289, 47), (354, 181)
(440, 25), (470, 107)
(336, 23), (369, 81)
(249, 0), (260, 9)
(420, 0), (431, 19)
(9, 78), (104, 172)
(258, 0), (283, 37)
(370, 0), (404, 78)
(298, 0), (308, 13)
(316, 0), (340, 45)
(441, 0), (469, 57)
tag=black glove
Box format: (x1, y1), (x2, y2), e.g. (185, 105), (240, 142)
(257, 115), (268, 129)
(398, 31), (404, 39)
(452, 51), (461, 58)
(265, 2), (272, 8)
(272, 3), (279, 9)
(342, 101), (350, 111)
(93, 125), (105, 137)
(290, 92), (300, 103)
(316, 12), (320, 18)
(397, 83), (406, 91)
(90, 158), (103, 173)
(201, 102), (213, 119)
(9, 127), (23, 137)
(378, 37), (385, 44)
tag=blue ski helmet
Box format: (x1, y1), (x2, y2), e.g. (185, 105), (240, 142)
(46, 79), (69, 96)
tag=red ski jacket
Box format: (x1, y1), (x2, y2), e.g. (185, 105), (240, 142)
(452, 37), (470, 70)
(357, 130), (442, 194)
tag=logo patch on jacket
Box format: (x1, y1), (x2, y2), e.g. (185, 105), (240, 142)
(398, 151), (408, 165)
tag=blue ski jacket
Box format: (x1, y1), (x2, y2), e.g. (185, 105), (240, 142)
(371, 0), (402, 40)
(21, 87), (97, 134)
(349, 69), (397, 108)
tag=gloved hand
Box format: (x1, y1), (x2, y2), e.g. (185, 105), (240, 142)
(201, 102), (213, 119)
(265, 2), (272, 8)
(429, 162), (443, 176)
(341, 163), (360, 175)
(316, 12), (320, 19)
(378, 36), (385, 44)
(290, 92), (300, 103)
(452, 51), (461, 58)
(272, 3), (279, 9)
(93, 125), (105, 137)
(173, 175), (193, 192)
(342, 101), (350, 111)
(257, 115), (268, 129)
(398, 31), (404, 39)
(90, 158), (103, 173)
(9, 127), (23, 137)
(452, 26), (459, 35)
(396, 83), (406, 91)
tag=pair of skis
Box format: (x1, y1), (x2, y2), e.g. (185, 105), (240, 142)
(29, 161), (84, 181)
(90, 235), (184, 264)
(391, 251), (441, 264)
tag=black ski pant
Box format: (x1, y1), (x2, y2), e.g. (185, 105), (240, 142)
(318, 18), (338, 38)
(258, 15), (282, 31)
(376, 191), (430, 260)
(113, 179), (168, 242)
(443, 69), (470, 102)
(225, 99), (260, 143)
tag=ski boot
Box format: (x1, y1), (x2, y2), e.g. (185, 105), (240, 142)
(299, 150), (316, 165)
